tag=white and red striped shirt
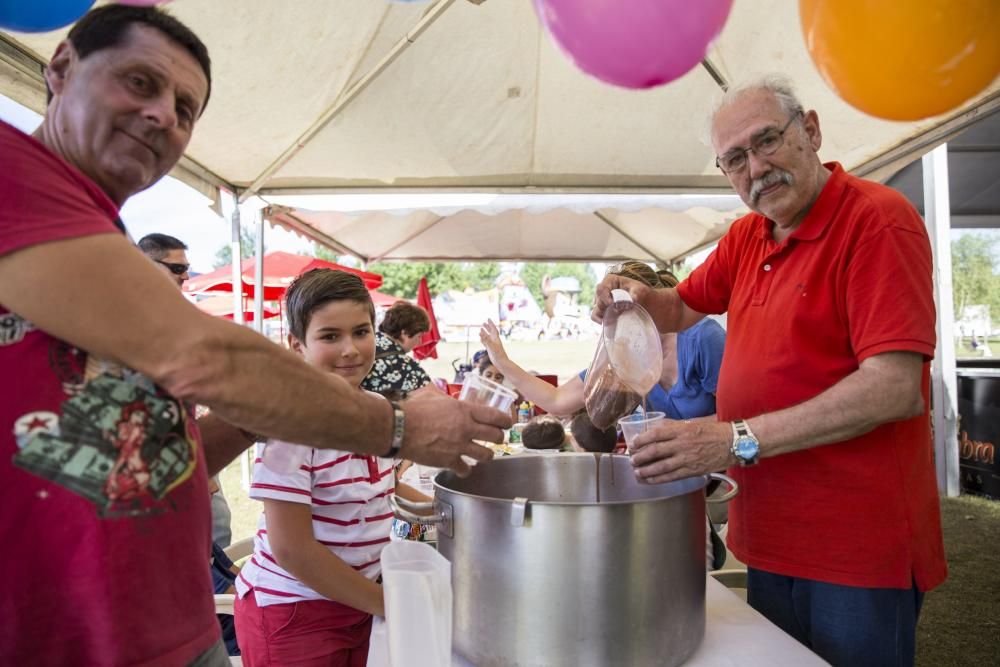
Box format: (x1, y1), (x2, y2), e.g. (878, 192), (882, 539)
(235, 440), (396, 607)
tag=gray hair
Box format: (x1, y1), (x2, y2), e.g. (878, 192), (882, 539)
(705, 74), (806, 145)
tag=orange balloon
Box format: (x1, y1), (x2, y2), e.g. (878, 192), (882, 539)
(800, 0), (1000, 120)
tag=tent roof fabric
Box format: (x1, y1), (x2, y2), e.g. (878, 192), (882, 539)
(263, 194), (749, 264)
(2, 0), (998, 206)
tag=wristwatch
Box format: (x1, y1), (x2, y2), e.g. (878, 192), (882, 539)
(730, 419), (759, 466)
(383, 399), (405, 459)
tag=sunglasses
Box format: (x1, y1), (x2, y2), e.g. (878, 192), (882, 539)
(156, 260), (190, 276)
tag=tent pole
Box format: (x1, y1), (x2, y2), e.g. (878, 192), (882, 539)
(923, 144), (959, 497)
(229, 192), (245, 327)
(253, 209), (265, 333)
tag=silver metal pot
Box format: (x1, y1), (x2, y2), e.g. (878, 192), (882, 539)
(389, 454), (737, 667)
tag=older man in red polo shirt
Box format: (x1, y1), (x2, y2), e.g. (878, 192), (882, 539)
(594, 75), (946, 667)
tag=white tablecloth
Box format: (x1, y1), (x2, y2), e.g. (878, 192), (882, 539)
(368, 576), (829, 666)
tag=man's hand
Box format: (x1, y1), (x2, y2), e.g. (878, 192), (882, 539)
(629, 417), (732, 484)
(592, 274), (655, 323)
(400, 388), (512, 475)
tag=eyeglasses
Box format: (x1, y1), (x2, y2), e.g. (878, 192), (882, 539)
(715, 111), (802, 174)
(156, 260), (190, 276)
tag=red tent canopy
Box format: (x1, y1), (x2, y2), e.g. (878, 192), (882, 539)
(193, 294), (281, 321)
(185, 251), (382, 299)
(370, 290), (403, 308)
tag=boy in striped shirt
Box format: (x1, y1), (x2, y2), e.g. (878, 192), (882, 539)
(234, 269), (432, 666)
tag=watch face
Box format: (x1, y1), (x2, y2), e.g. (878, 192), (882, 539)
(735, 436), (759, 460)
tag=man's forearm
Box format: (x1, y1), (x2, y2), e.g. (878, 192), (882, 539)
(748, 352), (926, 460)
(161, 321), (394, 456)
(0, 235), (394, 457)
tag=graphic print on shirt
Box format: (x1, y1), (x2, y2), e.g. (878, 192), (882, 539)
(0, 312), (36, 346)
(12, 339), (198, 517)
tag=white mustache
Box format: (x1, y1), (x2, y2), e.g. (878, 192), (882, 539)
(750, 170), (793, 203)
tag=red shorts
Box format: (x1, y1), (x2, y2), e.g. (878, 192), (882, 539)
(234, 589), (372, 667)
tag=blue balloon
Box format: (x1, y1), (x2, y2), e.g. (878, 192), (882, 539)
(0, 0), (97, 33)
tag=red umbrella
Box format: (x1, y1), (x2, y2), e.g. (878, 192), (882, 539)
(412, 277), (442, 360)
(370, 290), (403, 308)
(193, 294), (281, 321)
(185, 251), (382, 299)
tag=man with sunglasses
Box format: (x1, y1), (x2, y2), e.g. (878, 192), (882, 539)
(138, 232), (190, 287)
(594, 75), (945, 666)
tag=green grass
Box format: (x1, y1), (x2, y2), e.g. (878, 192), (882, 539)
(917, 495), (1000, 666)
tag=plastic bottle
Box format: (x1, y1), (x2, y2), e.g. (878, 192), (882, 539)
(261, 440), (310, 474)
(517, 401), (531, 424)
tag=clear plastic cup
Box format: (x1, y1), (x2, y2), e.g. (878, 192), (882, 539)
(459, 373), (518, 413)
(618, 411), (665, 453)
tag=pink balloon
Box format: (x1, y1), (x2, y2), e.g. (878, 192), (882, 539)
(534, 0), (733, 89)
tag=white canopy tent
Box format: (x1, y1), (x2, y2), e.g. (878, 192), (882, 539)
(2, 0), (995, 496)
(263, 193), (747, 265)
(1, 0), (997, 202)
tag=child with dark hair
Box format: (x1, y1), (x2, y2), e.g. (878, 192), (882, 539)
(569, 412), (618, 453)
(234, 269), (431, 666)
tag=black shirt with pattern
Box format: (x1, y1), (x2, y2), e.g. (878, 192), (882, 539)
(361, 332), (432, 398)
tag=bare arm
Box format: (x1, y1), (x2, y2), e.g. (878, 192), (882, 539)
(264, 499), (384, 617)
(0, 235), (508, 474)
(479, 320), (585, 415)
(630, 352), (926, 483)
(592, 274), (705, 333)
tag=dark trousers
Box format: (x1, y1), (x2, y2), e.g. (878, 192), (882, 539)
(746, 568), (924, 667)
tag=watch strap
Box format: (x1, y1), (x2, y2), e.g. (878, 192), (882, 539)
(383, 399), (405, 458)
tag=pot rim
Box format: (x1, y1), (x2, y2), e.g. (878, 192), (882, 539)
(432, 453), (709, 507)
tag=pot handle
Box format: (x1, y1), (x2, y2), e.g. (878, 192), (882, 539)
(706, 472), (739, 503)
(387, 494), (445, 525)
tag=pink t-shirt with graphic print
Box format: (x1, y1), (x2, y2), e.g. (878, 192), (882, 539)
(0, 120), (218, 666)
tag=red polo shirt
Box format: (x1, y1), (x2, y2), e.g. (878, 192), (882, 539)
(678, 163), (947, 591)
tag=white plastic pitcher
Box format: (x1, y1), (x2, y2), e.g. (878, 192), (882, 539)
(380, 541), (452, 667)
(603, 289), (662, 396)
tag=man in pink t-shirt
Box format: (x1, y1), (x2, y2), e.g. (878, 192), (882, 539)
(593, 76), (946, 667)
(0, 5), (509, 665)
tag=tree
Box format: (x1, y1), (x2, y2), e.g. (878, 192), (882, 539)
(213, 226), (259, 268)
(313, 244), (503, 298)
(951, 232), (1000, 322)
(365, 261), (500, 299)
